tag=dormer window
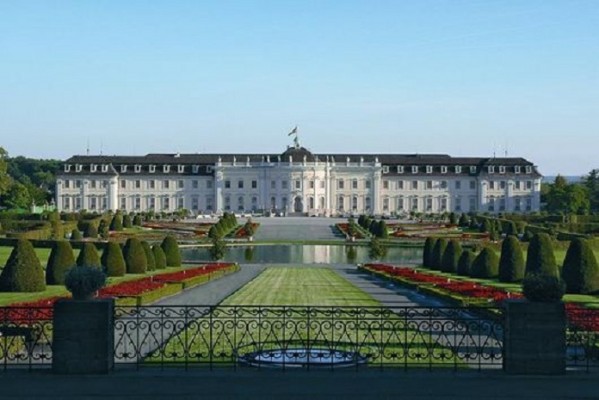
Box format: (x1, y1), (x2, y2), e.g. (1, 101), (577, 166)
(163, 165), (170, 173)
(397, 166), (404, 173)
(412, 166), (418, 174)
(75, 164), (82, 172)
(206, 166), (213, 173)
(120, 165), (127, 173)
(455, 166), (462, 174)
(101, 164), (108, 173)
(64, 164), (71, 172)
(135, 165), (141, 173)
(382, 166), (389, 174)
(192, 165), (199, 174)
(149, 165), (156, 173)
(90, 164), (97, 173)
(426, 166), (433, 174)
(470, 166), (477, 173)
(515, 166), (521, 174)
(525, 166), (532, 174)
(178, 165), (184, 173)
(441, 166), (448, 174)
(488, 166), (495, 174)
(499, 166), (506, 174)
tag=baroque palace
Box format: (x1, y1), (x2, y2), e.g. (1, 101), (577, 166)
(56, 140), (542, 216)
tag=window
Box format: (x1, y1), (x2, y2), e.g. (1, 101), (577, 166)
(526, 181), (533, 190)
(135, 197), (141, 210)
(120, 165), (127, 173)
(426, 166), (433, 174)
(74, 180), (82, 189)
(488, 197), (495, 212)
(75, 197), (82, 210)
(440, 181), (447, 189)
(271, 180), (276, 190)
(455, 181), (461, 190)
(252, 180), (257, 189)
(352, 196), (358, 210)
(295, 180), (301, 189)
(515, 181), (521, 190)
(176, 180), (184, 189)
(90, 180), (96, 189)
(397, 197), (404, 210)
(440, 197), (447, 211)
(499, 198), (506, 211)
(252, 196), (258, 210)
(224, 180), (231, 189)
(163, 197), (170, 210)
(352, 179), (358, 190)
(178, 165), (184, 173)
(441, 166), (447, 174)
(63, 197), (71, 210)
(469, 197), (476, 212)
(382, 166), (389, 173)
(499, 166), (506, 174)
(411, 181), (418, 190)
(426, 181), (433, 190)
(101, 197), (107, 210)
(90, 164), (97, 173)
(365, 180), (371, 189)
(135, 180), (141, 189)
(64, 180), (70, 189)
(383, 197), (389, 211)
(191, 197), (199, 210)
(90, 197), (97, 210)
(455, 166), (462, 173)
(338, 179), (344, 190)
(75, 164), (82, 172)
(320, 180), (325, 189)
(135, 165), (141, 173)
(282, 197), (287, 208)
(282, 181), (288, 189)
(470, 180), (476, 190)
(192, 180), (198, 189)
(148, 197), (155, 209)
(338, 196), (344, 211)
(177, 197), (184, 209)
(526, 166), (532, 174)
(309, 180), (315, 189)
(319, 197), (325, 209)
(206, 197), (213, 211)
(102, 180), (108, 189)
(238, 196), (244, 211)
(470, 166), (477, 173)
(383, 180), (389, 190)
(426, 197), (433, 211)
(149, 165), (156, 173)
(489, 181), (495, 190)
(163, 180), (170, 189)
(397, 166), (404, 173)
(224, 196), (231, 211)
(455, 196), (462, 212)
(64, 165), (71, 172)
(238, 180), (244, 189)
(411, 197), (418, 211)
(120, 180), (126, 189)
(365, 197), (371, 211)
(500, 181), (506, 189)
(163, 165), (170, 173)
(192, 165), (199, 174)
(514, 197), (521, 211)
(397, 180), (404, 190)
(412, 166), (418, 174)
(120, 197), (126, 210)
(488, 166), (495, 174)
(207, 180), (213, 189)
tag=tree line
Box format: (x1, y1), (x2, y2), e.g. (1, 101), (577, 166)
(542, 170), (599, 214)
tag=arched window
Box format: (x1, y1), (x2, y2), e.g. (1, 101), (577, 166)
(309, 197), (315, 209)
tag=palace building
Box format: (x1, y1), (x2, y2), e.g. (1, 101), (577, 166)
(56, 142), (542, 216)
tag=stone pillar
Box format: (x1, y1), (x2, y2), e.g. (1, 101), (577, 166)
(503, 300), (566, 375)
(52, 299), (115, 374)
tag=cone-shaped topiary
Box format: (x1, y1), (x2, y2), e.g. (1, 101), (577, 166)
(458, 214), (470, 227)
(562, 238), (599, 294)
(123, 214), (133, 228)
(98, 220), (109, 239)
(161, 235), (181, 267)
(123, 238), (147, 274)
(152, 245), (167, 269)
(46, 240), (75, 284)
(141, 241), (156, 271)
(0, 239), (46, 292)
(525, 233), (558, 278)
(110, 213), (123, 231)
(423, 237), (437, 268)
(133, 214), (142, 226)
(76, 243), (102, 268)
(101, 241), (126, 277)
(378, 221), (389, 239)
(441, 240), (463, 273)
(470, 247), (499, 278)
(498, 236), (525, 282)
(431, 238), (448, 270)
(71, 229), (82, 240)
(457, 250), (476, 276)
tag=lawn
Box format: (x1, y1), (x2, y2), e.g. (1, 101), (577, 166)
(0, 246), (62, 267)
(147, 267), (486, 368)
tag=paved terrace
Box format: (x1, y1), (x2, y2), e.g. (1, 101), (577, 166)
(251, 216), (346, 241)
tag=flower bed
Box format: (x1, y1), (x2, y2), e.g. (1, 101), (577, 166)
(336, 223), (366, 239)
(234, 223), (260, 238)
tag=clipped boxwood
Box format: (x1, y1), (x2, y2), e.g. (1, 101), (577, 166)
(101, 241), (126, 277)
(161, 236), (181, 267)
(123, 238), (147, 274)
(422, 237), (437, 268)
(441, 240), (463, 273)
(431, 238), (448, 270)
(498, 236), (525, 283)
(0, 239), (46, 292)
(522, 274), (565, 302)
(152, 245), (167, 269)
(561, 238), (599, 294)
(110, 213), (123, 231)
(141, 241), (156, 271)
(71, 229), (83, 240)
(457, 250), (476, 276)
(46, 240), (76, 285)
(525, 233), (558, 278)
(76, 242), (102, 268)
(470, 247), (499, 279)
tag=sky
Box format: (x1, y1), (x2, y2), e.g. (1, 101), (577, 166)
(0, 0), (598, 176)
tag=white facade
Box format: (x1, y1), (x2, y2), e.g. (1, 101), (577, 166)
(56, 147), (542, 216)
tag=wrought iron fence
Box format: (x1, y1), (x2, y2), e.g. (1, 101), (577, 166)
(0, 307), (53, 371)
(566, 313), (599, 372)
(114, 305), (504, 371)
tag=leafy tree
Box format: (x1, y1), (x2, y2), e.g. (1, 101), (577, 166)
(431, 238), (448, 270)
(0, 147), (11, 198)
(368, 237), (387, 260)
(152, 245), (167, 269)
(561, 238), (599, 294)
(470, 247), (499, 278)
(441, 240), (463, 273)
(525, 233), (558, 278)
(101, 242), (126, 277)
(209, 237), (227, 260)
(46, 240), (75, 285)
(161, 235), (181, 267)
(545, 175), (590, 214)
(498, 236), (525, 282)
(4, 181), (32, 209)
(583, 169), (599, 212)
(76, 243), (101, 268)
(457, 250), (476, 276)
(141, 241), (156, 271)
(123, 238), (147, 273)
(422, 237), (437, 268)
(0, 239), (46, 292)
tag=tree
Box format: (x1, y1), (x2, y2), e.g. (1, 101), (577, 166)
(545, 175), (590, 214)
(0, 239), (46, 292)
(583, 169), (599, 212)
(368, 237), (387, 260)
(431, 238), (448, 270)
(441, 240), (463, 273)
(46, 240), (75, 284)
(152, 245), (167, 269)
(209, 237), (227, 260)
(422, 237), (437, 268)
(4, 181), (32, 209)
(161, 235), (181, 267)
(470, 247), (499, 278)
(101, 242), (126, 277)
(123, 238), (147, 273)
(457, 250), (476, 276)
(525, 233), (558, 278)
(76, 243), (102, 268)
(498, 236), (525, 282)
(141, 241), (156, 271)
(448, 212), (458, 225)
(561, 238), (599, 294)
(0, 147), (11, 198)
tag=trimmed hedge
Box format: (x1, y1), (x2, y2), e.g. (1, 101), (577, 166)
(152, 245), (167, 270)
(525, 233), (558, 278)
(110, 213), (123, 231)
(141, 241), (156, 271)
(561, 238), (599, 294)
(76, 242), (102, 268)
(431, 238), (448, 270)
(441, 240), (463, 273)
(422, 237), (437, 268)
(457, 250), (476, 276)
(0, 239), (46, 292)
(101, 242), (126, 277)
(123, 238), (147, 274)
(498, 236), (525, 283)
(161, 236), (181, 267)
(470, 247), (499, 279)
(46, 240), (75, 285)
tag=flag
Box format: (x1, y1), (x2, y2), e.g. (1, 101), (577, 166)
(288, 126), (297, 136)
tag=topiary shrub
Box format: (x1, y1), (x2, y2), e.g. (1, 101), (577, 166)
(98, 220), (109, 239)
(152, 245), (167, 269)
(457, 250), (476, 276)
(110, 213), (123, 231)
(522, 274), (565, 302)
(0, 239), (46, 292)
(525, 233), (558, 278)
(101, 241), (126, 277)
(210, 237), (228, 261)
(441, 240), (463, 273)
(431, 238), (448, 270)
(46, 240), (75, 285)
(133, 214), (142, 226)
(498, 236), (525, 283)
(76, 242), (101, 268)
(458, 214), (470, 227)
(161, 235), (181, 267)
(123, 238), (147, 274)
(71, 229), (83, 240)
(64, 266), (106, 300)
(141, 241), (156, 271)
(378, 221), (389, 239)
(422, 237), (437, 268)
(561, 238), (599, 294)
(470, 247), (499, 278)
(123, 214), (133, 229)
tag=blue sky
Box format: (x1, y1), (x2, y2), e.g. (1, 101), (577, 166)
(0, 0), (597, 175)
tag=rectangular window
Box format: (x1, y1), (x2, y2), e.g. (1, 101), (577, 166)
(206, 197), (213, 211)
(352, 180), (358, 190)
(135, 197), (141, 210)
(455, 196), (462, 212)
(238, 180), (244, 189)
(469, 197), (476, 212)
(207, 180), (213, 189)
(191, 197), (199, 210)
(90, 180), (96, 189)
(412, 166), (418, 174)
(365, 180), (371, 189)
(120, 197), (126, 210)
(163, 197), (170, 210)
(192, 180), (198, 189)
(320, 180), (325, 189)
(178, 180), (184, 189)
(90, 197), (97, 210)
(397, 197), (404, 210)
(102, 180), (108, 189)
(440, 181), (447, 189)
(426, 197), (433, 211)
(515, 181), (521, 190)
(440, 197), (447, 211)
(383, 180), (389, 190)
(426, 166), (433, 174)
(178, 197), (184, 209)
(135, 180), (141, 189)
(271, 180), (276, 190)
(163, 180), (170, 189)
(382, 166), (389, 174)
(470, 166), (477, 174)
(499, 198), (506, 211)
(455, 166), (462, 173)
(135, 165), (141, 173)
(252, 180), (257, 189)
(338, 179), (344, 190)
(282, 181), (288, 189)
(526, 181), (533, 190)
(75, 180), (82, 189)
(397, 166), (404, 173)
(488, 166), (495, 174)
(309, 180), (315, 189)
(526, 198), (532, 211)
(489, 181), (495, 190)
(397, 180), (404, 190)
(411, 197), (418, 211)
(470, 180), (476, 190)
(120, 180), (125, 189)
(455, 181), (461, 190)
(224, 180), (231, 189)
(441, 166), (447, 174)
(148, 180), (155, 189)
(499, 166), (506, 174)
(426, 181), (433, 190)
(101, 197), (107, 210)
(500, 181), (506, 189)
(64, 180), (70, 189)
(411, 181), (418, 190)
(295, 180), (301, 189)
(515, 166), (521, 174)
(383, 198), (389, 211)
(148, 197), (155, 209)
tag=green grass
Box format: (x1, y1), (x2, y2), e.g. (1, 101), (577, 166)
(149, 267), (473, 368)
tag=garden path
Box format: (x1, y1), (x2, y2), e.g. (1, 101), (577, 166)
(251, 216), (344, 241)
